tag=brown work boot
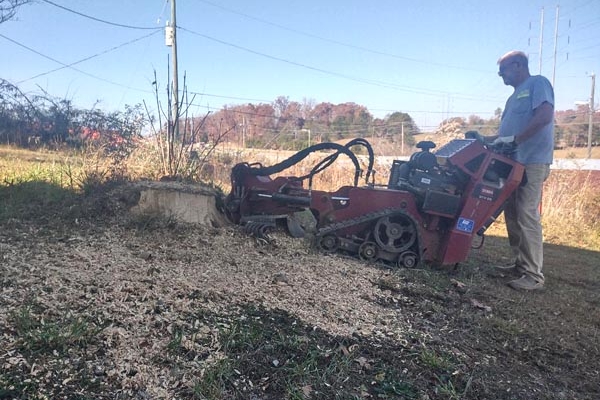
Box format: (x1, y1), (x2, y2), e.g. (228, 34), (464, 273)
(507, 275), (544, 291)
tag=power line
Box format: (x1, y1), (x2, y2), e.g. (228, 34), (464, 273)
(1, 1), (538, 115)
(16, 2), (484, 103)
(189, 101), (498, 128)
(16, 30), (161, 84)
(189, 101), (593, 135)
(4, 22), (483, 117)
(179, 26), (478, 99)
(558, 0), (597, 18)
(0, 33), (155, 95)
(40, 0), (160, 30)
(9, 1), (592, 129)
(189, 91), (274, 103)
(193, 0), (490, 74)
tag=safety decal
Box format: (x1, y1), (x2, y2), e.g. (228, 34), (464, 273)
(456, 217), (475, 233)
(473, 184), (498, 201)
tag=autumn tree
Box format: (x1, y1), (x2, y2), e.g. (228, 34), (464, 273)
(466, 114), (498, 135)
(192, 98), (426, 150)
(384, 112), (418, 146)
(555, 106), (599, 148)
(327, 103), (372, 140)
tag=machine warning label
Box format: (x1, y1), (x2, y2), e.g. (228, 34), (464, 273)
(473, 184), (499, 201)
(456, 217), (475, 233)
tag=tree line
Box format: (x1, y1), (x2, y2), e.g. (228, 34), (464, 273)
(2, 81), (597, 153)
(189, 96), (420, 151)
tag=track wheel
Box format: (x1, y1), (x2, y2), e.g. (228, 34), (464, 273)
(318, 235), (339, 253)
(397, 251), (419, 268)
(358, 241), (379, 262)
(373, 214), (417, 253)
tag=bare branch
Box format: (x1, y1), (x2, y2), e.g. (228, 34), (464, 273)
(0, 0), (32, 24)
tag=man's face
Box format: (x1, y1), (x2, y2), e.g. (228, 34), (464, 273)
(498, 59), (520, 86)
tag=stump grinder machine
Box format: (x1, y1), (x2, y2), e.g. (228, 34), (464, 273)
(224, 133), (524, 268)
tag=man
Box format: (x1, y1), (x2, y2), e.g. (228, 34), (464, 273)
(486, 50), (555, 290)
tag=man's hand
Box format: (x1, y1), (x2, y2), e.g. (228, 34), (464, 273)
(490, 135), (517, 155)
(465, 130), (485, 142)
(492, 135), (515, 145)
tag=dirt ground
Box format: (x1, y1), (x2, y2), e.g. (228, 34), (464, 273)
(1, 183), (599, 399)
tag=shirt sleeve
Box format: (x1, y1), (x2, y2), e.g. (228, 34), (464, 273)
(531, 76), (555, 110)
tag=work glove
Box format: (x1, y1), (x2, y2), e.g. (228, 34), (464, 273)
(465, 130), (485, 143)
(491, 135), (515, 145)
(490, 135), (517, 155)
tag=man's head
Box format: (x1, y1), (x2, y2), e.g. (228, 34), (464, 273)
(497, 50), (530, 87)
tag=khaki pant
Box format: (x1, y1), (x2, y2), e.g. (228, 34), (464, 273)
(503, 164), (550, 283)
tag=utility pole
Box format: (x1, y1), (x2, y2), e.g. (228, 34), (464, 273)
(170, 0), (179, 140)
(242, 117), (246, 148)
(587, 73), (596, 159)
(401, 122), (405, 155)
(552, 5), (559, 86)
(164, 0), (179, 173)
(539, 7), (544, 74)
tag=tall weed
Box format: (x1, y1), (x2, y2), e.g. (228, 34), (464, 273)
(542, 170), (600, 249)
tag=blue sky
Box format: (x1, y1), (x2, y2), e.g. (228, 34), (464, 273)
(1, 0), (598, 130)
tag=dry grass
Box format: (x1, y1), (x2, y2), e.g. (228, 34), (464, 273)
(0, 146), (83, 188)
(553, 146), (600, 159)
(542, 170), (600, 249)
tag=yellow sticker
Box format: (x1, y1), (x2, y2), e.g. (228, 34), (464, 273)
(517, 90), (530, 99)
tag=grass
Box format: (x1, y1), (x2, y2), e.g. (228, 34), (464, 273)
(11, 306), (101, 355)
(553, 146), (600, 159)
(166, 305), (428, 399)
(542, 170), (600, 249)
(2, 305), (105, 398)
(419, 348), (453, 371)
(0, 146), (83, 185)
(191, 358), (234, 399)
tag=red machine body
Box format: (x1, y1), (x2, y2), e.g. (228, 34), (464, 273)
(225, 137), (524, 268)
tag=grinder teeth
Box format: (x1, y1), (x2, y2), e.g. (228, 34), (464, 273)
(244, 221), (274, 242)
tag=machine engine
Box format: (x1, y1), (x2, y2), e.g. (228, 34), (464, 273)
(224, 135), (524, 268)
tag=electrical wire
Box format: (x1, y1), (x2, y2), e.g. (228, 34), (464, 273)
(8, 1), (596, 128)
(186, 101), (504, 134)
(16, 30), (162, 84)
(179, 26), (470, 99)
(188, 91), (274, 104)
(193, 0), (490, 74)
(0, 33), (156, 95)
(40, 0), (160, 30)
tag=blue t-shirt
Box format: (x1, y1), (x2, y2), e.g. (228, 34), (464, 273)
(498, 75), (555, 164)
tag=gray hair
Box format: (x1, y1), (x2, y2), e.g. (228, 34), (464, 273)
(498, 50), (529, 68)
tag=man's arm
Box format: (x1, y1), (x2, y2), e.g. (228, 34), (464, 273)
(480, 101), (554, 144)
(514, 101), (554, 145)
